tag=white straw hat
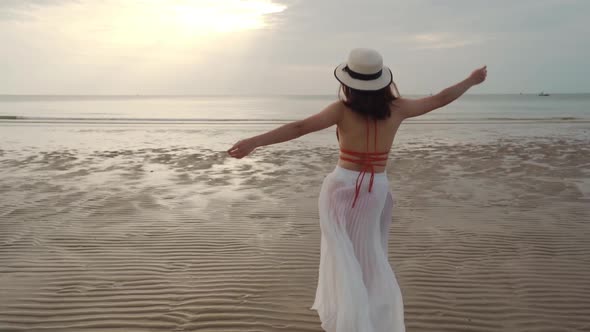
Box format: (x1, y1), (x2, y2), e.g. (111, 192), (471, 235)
(334, 48), (393, 91)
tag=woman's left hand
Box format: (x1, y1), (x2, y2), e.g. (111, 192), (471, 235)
(227, 138), (257, 159)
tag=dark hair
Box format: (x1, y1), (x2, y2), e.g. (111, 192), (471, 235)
(338, 82), (400, 120)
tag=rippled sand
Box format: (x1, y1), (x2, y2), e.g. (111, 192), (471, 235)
(1, 138), (590, 331)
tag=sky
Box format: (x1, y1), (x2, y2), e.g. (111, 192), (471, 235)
(0, 0), (589, 95)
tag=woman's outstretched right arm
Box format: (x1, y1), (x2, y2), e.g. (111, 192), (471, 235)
(398, 66), (487, 119)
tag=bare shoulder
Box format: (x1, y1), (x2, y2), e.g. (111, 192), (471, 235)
(323, 99), (348, 121)
(327, 99), (347, 111)
(297, 99), (345, 135)
(389, 97), (412, 118)
(391, 97), (411, 109)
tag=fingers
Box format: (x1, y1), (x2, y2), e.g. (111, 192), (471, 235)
(227, 141), (242, 155)
(477, 65), (487, 81)
(475, 65), (486, 72)
(228, 151), (244, 158)
(227, 140), (241, 151)
(227, 141), (249, 159)
(227, 146), (238, 155)
(227, 150), (243, 158)
(227, 147), (241, 158)
(227, 143), (237, 156)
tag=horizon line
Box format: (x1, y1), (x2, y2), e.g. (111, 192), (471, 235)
(1, 92), (589, 97)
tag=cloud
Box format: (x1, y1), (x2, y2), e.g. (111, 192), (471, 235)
(409, 33), (484, 50)
(0, 0), (76, 8)
(0, 0), (589, 94)
(0, 0), (77, 21)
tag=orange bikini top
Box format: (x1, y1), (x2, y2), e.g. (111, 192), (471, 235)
(337, 117), (388, 208)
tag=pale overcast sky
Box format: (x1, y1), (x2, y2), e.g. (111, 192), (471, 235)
(1, 0), (588, 95)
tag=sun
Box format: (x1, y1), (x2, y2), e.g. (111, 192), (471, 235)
(170, 0), (287, 34)
(112, 0), (287, 46)
(34, 0), (287, 63)
(51, 0), (286, 49)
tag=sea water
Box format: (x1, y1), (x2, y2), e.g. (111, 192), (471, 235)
(0, 94), (588, 152)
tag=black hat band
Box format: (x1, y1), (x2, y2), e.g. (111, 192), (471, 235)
(343, 65), (382, 81)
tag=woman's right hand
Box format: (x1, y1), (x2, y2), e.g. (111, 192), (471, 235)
(227, 138), (258, 159)
(469, 66), (487, 85)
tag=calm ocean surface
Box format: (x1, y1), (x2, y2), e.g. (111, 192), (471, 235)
(1, 94), (588, 152)
(1, 94), (589, 123)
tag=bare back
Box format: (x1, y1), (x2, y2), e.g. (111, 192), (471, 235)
(336, 100), (404, 173)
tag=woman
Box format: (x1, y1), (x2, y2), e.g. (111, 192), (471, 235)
(227, 48), (487, 332)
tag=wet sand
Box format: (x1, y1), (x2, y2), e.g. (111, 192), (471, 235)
(1, 134), (590, 331)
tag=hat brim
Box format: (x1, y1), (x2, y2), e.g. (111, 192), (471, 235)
(334, 63), (393, 91)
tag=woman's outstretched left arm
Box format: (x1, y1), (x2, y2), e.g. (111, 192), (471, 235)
(227, 101), (343, 159)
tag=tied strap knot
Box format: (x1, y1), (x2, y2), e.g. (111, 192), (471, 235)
(351, 163), (376, 208)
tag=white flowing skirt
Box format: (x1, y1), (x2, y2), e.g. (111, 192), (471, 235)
(311, 165), (405, 332)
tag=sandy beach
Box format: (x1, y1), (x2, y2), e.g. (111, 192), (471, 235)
(1, 121), (590, 331)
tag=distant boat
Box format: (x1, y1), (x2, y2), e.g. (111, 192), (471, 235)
(538, 91), (550, 96)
